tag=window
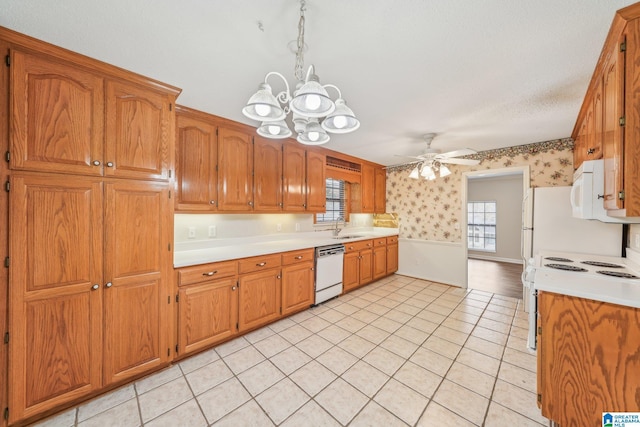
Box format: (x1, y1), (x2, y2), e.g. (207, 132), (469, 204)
(468, 201), (496, 251)
(316, 178), (346, 223)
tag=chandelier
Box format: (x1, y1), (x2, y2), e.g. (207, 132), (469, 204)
(241, 0), (359, 145)
(408, 161), (452, 181)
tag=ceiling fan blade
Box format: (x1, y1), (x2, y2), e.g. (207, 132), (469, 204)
(438, 148), (477, 158)
(439, 158), (480, 165)
(394, 154), (424, 160)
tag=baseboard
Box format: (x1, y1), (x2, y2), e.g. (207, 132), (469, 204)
(468, 254), (522, 264)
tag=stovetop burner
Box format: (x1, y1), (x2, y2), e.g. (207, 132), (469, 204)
(544, 263), (588, 272)
(544, 257), (573, 262)
(596, 270), (640, 279)
(581, 261), (624, 268)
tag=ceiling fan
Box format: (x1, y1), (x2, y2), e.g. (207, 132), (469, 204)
(399, 133), (480, 180)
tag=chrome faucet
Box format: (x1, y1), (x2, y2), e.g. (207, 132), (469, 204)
(333, 216), (345, 236)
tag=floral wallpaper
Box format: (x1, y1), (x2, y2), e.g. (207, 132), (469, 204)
(385, 138), (574, 241)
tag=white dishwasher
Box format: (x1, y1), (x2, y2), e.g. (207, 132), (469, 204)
(314, 244), (345, 305)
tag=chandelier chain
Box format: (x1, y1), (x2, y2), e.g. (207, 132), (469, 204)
(294, 0), (306, 81)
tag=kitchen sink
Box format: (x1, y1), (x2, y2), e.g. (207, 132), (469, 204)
(332, 235), (360, 240)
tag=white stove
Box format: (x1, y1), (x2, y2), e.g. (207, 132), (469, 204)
(523, 249), (640, 350)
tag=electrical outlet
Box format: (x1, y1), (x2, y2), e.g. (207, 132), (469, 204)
(635, 233), (640, 248)
(277, 223), (282, 232)
(188, 227), (196, 239)
(295, 223), (300, 232)
(208, 225), (216, 238)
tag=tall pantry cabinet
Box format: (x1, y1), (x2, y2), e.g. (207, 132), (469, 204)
(0, 27), (180, 425)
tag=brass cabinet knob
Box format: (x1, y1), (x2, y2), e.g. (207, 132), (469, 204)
(210, 200), (216, 205)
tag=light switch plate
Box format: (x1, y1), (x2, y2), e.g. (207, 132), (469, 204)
(208, 225), (216, 238)
(188, 227), (196, 239)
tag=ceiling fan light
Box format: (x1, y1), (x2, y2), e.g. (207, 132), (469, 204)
(420, 164), (432, 177)
(257, 120), (292, 139)
(291, 74), (335, 117)
(408, 165), (420, 179)
(439, 164), (451, 177)
(297, 119), (330, 145)
(321, 99), (360, 133)
(242, 83), (286, 121)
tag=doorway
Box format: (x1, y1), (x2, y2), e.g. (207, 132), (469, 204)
(462, 166), (530, 299)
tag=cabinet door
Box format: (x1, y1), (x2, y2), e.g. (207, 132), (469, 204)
(254, 136), (283, 212)
(178, 278), (238, 356)
(361, 164), (375, 213)
(343, 252), (360, 292)
(281, 262), (314, 316)
(10, 49), (104, 176)
(589, 80), (604, 161)
(175, 112), (217, 210)
(218, 127), (253, 211)
(8, 174), (103, 423)
(103, 180), (172, 385)
(603, 41), (625, 211)
(359, 248), (373, 285)
(105, 80), (173, 181)
(283, 143), (306, 211)
(238, 269), (281, 332)
(374, 167), (387, 213)
(306, 150), (326, 213)
(372, 246), (387, 280)
(538, 292), (640, 427)
(386, 243), (399, 274)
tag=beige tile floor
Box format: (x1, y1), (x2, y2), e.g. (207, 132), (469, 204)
(33, 274), (548, 427)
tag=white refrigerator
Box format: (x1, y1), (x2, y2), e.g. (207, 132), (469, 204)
(522, 186), (623, 260)
(521, 186), (623, 308)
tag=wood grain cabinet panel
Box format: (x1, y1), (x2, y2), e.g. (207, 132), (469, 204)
(178, 278), (238, 356)
(218, 127), (253, 211)
(281, 249), (315, 316)
(603, 43), (625, 211)
(306, 150), (326, 213)
(342, 251), (360, 292)
(8, 174), (104, 422)
(238, 269), (281, 332)
(360, 163), (375, 213)
(372, 245), (387, 280)
(283, 142), (306, 211)
(386, 242), (399, 274)
(175, 108), (218, 210)
(374, 167), (386, 213)
(537, 292), (640, 427)
(254, 136), (283, 212)
(105, 80), (173, 181)
(102, 180), (172, 385)
(10, 49), (105, 176)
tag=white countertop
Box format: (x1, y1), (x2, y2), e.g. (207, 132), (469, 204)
(533, 248), (640, 309)
(174, 228), (399, 268)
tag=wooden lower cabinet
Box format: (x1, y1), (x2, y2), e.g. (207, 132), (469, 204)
(537, 291), (640, 427)
(386, 236), (399, 274)
(238, 269), (282, 332)
(372, 246), (387, 280)
(281, 262), (314, 316)
(343, 240), (374, 292)
(8, 174), (172, 424)
(178, 278), (238, 356)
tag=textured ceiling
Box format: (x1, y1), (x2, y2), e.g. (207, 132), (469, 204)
(1, 0), (636, 165)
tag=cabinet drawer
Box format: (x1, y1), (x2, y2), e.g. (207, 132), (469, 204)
(387, 235), (398, 244)
(238, 253), (282, 274)
(178, 260), (238, 286)
(344, 239), (373, 253)
(374, 238), (387, 246)
(282, 248), (315, 266)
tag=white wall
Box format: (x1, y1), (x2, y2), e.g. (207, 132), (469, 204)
(467, 175), (523, 263)
(397, 239), (466, 287)
(630, 224), (640, 251)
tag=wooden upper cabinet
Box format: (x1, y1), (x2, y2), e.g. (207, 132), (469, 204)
(374, 167), (386, 213)
(175, 107), (218, 211)
(590, 80), (604, 161)
(218, 127), (253, 211)
(105, 80), (174, 181)
(283, 142), (306, 211)
(254, 136), (283, 212)
(360, 163), (375, 213)
(306, 150), (326, 213)
(8, 174), (104, 422)
(10, 49), (104, 176)
(102, 179), (172, 385)
(602, 40), (625, 211)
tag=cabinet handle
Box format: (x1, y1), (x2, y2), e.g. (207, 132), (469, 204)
(203, 271), (218, 276)
(311, 267), (314, 271)
(106, 162), (114, 167)
(294, 256), (303, 260)
(92, 160), (101, 166)
(232, 286), (237, 291)
(256, 262), (267, 267)
(277, 275), (281, 279)
(303, 203), (307, 208)
(105, 282), (113, 288)
(209, 200), (216, 205)
(91, 284), (99, 290)
(587, 148), (595, 155)
(248, 201), (253, 206)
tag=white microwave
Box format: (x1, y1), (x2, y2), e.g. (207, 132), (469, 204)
(570, 159), (639, 223)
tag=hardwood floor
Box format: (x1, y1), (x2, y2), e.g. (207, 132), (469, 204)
(468, 258), (524, 299)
